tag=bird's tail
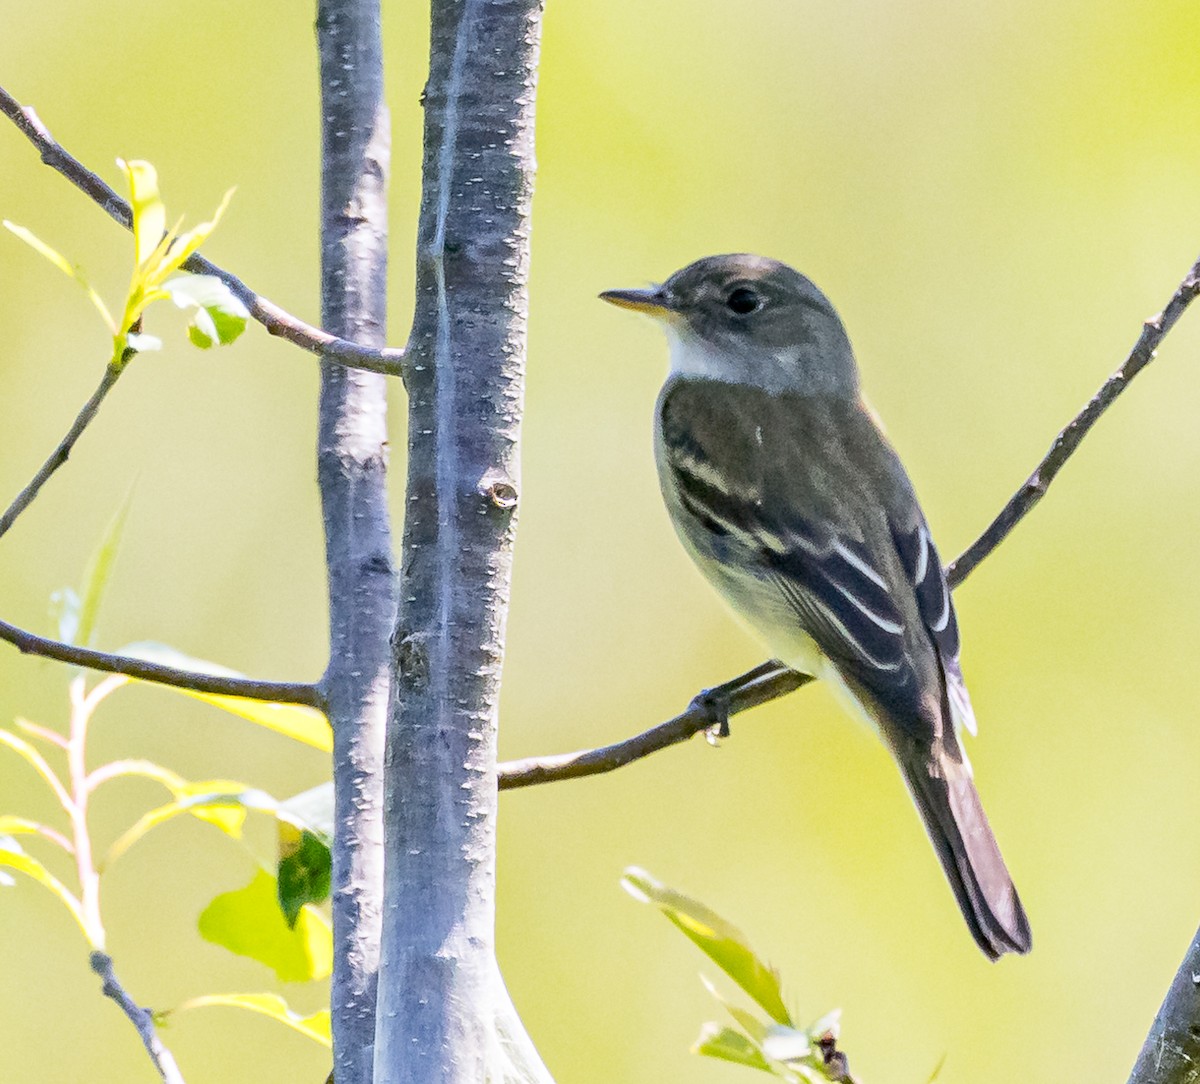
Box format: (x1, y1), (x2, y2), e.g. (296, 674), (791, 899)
(897, 749), (1031, 960)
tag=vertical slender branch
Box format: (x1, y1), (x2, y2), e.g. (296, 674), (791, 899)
(1126, 923), (1200, 1084)
(374, 1), (547, 1081)
(316, 3), (395, 1081)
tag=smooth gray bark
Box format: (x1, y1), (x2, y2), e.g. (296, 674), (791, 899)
(316, 2), (395, 1081)
(1127, 923), (1200, 1084)
(373, 1), (546, 1081)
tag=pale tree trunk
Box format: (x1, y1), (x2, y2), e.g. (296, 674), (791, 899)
(372, 0), (547, 1081)
(316, 3), (394, 1083)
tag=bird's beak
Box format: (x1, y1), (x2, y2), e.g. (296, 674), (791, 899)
(599, 286), (677, 319)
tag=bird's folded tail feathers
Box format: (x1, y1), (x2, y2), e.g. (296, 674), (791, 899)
(898, 750), (1032, 960)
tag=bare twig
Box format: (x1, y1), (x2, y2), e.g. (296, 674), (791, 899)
(90, 951), (186, 1084)
(947, 253), (1200, 584)
(499, 252), (1200, 789)
(0, 360), (123, 541)
(0, 618), (323, 707)
(0, 84), (405, 376)
(1126, 921), (1200, 1084)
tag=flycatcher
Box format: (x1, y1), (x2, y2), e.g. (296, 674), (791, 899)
(601, 254), (1030, 960)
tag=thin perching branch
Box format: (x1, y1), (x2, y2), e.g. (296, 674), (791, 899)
(0, 84), (405, 376)
(0, 617), (323, 707)
(315, 1), (396, 1080)
(90, 951), (186, 1084)
(499, 662), (808, 790)
(0, 359), (123, 541)
(498, 251), (1200, 790)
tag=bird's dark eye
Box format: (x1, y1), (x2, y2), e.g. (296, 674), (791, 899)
(725, 286), (762, 315)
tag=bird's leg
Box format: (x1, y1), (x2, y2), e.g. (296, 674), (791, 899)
(689, 659), (797, 741)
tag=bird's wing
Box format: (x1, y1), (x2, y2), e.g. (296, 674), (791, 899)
(659, 380), (973, 736)
(890, 518), (976, 737)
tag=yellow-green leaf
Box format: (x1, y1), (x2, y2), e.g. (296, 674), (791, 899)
(198, 869), (331, 983)
(190, 694), (329, 750)
(179, 993), (330, 1047)
(103, 782), (274, 869)
(693, 1023), (774, 1074)
(700, 973), (771, 1044)
(166, 187), (235, 271)
(0, 728), (71, 811)
(0, 843), (90, 942)
(120, 642), (330, 752)
(119, 159), (166, 269)
(2, 220), (117, 332)
(622, 867), (792, 1026)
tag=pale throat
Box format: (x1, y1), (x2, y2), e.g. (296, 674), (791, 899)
(664, 323), (802, 392)
(662, 322), (858, 397)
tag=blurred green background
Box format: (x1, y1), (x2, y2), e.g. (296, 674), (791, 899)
(3, 0), (1200, 1080)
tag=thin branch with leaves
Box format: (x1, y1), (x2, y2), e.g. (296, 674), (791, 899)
(0, 84), (405, 376)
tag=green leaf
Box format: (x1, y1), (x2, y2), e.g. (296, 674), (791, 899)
(120, 642), (331, 752)
(179, 993), (330, 1047)
(119, 159), (166, 269)
(163, 274), (249, 349)
(103, 781), (275, 869)
(2, 220), (116, 332)
(0, 839), (91, 942)
(76, 492), (133, 649)
(277, 828), (331, 928)
(198, 869), (331, 983)
(275, 783), (333, 927)
(622, 867), (792, 1025)
(693, 1023), (775, 1074)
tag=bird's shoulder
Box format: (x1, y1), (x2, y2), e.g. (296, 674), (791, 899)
(657, 376), (909, 518)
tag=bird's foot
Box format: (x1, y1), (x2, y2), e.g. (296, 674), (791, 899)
(689, 686), (732, 744)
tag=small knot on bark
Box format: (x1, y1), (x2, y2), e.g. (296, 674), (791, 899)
(478, 470), (518, 511)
